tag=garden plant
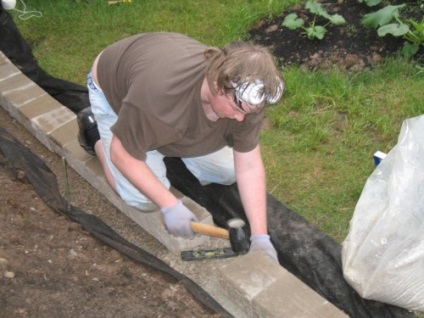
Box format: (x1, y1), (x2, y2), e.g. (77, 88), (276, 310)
(282, 0), (346, 40)
(361, 2), (424, 58)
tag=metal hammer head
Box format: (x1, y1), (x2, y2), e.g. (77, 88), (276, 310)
(227, 218), (249, 254)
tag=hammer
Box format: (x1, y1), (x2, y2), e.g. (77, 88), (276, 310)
(183, 218), (249, 260)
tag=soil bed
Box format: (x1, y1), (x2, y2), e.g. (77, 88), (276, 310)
(0, 110), (219, 318)
(249, 0), (424, 70)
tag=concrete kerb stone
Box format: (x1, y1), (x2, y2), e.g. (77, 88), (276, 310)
(0, 50), (349, 317)
(217, 252), (348, 318)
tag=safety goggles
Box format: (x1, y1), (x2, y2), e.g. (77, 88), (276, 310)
(233, 79), (284, 107)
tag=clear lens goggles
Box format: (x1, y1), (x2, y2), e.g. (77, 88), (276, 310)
(234, 79), (284, 106)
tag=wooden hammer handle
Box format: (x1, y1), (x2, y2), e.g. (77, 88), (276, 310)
(191, 222), (229, 239)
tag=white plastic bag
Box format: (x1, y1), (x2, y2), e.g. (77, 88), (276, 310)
(342, 115), (424, 312)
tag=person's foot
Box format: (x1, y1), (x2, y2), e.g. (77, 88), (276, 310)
(77, 107), (100, 156)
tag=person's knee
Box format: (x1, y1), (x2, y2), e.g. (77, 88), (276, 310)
(192, 162), (236, 185)
(182, 148), (236, 185)
(216, 164), (236, 185)
(95, 140), (117, 191)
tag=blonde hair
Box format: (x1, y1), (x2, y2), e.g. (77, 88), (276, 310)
(204, 41), (283, 99)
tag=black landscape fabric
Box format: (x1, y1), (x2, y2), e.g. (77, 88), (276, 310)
(0, 126), (231, 318)
(0, 7), (89, 114)
(165, 157), (414, 318)
(0, 7), (415, 318)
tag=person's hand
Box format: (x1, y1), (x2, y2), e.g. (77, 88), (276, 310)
(249, 234), (278, 263)
(161, 200), (198, 239)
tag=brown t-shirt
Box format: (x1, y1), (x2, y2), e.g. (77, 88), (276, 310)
(97, 32), (263, 161)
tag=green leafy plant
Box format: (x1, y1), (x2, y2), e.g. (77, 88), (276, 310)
(357, 0), (382, 6)
(361, 3), (424, 58)
(282, 0), (346, 40)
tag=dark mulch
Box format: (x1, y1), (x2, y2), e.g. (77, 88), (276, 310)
(248, 0), (424, 70)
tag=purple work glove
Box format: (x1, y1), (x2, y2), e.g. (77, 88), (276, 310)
(161, 200), (198, 239)
(249, 234), (278, 263)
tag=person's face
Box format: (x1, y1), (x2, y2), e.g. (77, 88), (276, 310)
(210, 91), (262, 122)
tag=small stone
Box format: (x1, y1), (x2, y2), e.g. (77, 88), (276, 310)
(67, 249), (78, 260)
(67, 223), (81, 232)
(371, 52), (382, 63)
(0, 259), (9, 272)
(344, 54), (361, 69)
(4, 271), (15, 278)
(265, 24), (278, 33)
(16, 170), (26, 181)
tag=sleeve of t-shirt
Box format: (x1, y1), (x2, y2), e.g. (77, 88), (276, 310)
(231, 111), (264, 153)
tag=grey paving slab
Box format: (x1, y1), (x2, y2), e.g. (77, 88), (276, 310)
(31, 106), (76, 135)
(217, 252), (348, 318)
(19, 93), (62, 120)
(49, 118), (79, 149)
(252, 263), (348, 317)
(0, 72), (46, 107)
(216, 251), (285, 317)
(0, 55), (20, 77)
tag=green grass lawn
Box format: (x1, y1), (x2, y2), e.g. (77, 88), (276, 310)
(11, 0), (424, 242)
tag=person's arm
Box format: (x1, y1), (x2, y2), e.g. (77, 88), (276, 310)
(234, 144), (267, 234)
(234, 144), (278, 262)
(110, 135), (197, 238)
(110, 135), (176, 207)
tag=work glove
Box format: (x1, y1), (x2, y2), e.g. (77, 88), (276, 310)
(249, 234), (278, 263)
(161, 200), (198, 239)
